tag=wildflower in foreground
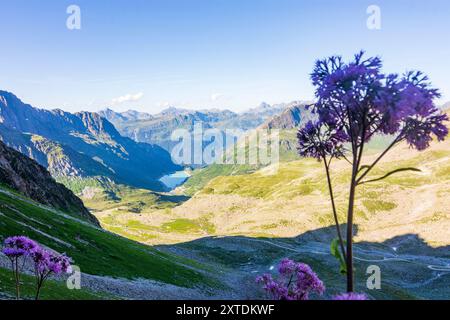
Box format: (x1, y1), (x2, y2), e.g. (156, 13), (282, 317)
(31, 247), (73, 300)
(257, 258), (325, 300)
(1, 236), (73, 300)
(333, 292), (368, 300)
(2, 236), (40, 299)
(2, 236), (39, 258)
(301, 51), (449, 292)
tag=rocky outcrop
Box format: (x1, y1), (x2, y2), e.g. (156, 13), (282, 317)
(262, 103), (314, 130)
(0, 140), (100, 226)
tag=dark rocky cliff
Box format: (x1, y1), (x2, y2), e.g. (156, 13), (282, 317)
(0, 140), (100, 226)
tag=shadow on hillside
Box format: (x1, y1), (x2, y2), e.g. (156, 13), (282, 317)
(157, 193), (190, 204)
(158, 224), (450, 265)
(156, 225), (450, 299)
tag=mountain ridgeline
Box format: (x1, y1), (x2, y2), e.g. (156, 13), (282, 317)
(0, 140), (99, 225)
(0, 91), (180, 191)
(261, 103), (315, 129)
(100, 101), (312, 152)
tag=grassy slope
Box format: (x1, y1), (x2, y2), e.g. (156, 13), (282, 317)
(193, 142), (450, 243)
(0, 187), (219, 294)
(182, 129), (299, 195)
(182, 129), (391, 195)
(0, 267), (107, 300)
(182, 164), (256, 196)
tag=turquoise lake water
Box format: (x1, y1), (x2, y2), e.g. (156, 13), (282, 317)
(159, 171), (190, 190)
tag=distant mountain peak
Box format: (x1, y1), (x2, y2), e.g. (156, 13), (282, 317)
(98, 108), (153, 122)
(262, 102), (314, 130)
(76, 111), (122, 138)
(258, 102), (271, 109)
(159, 106), (191, 116)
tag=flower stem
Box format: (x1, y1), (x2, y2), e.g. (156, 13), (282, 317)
(14, 260), (20, 300)
(323, 156), (346, 259)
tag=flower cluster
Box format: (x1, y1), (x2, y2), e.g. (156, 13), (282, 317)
(1, 236), (73, 300)
(2, 236), (39, 258)
(32, 247), (72, 275)
(309, 51), (448, 151)
(402, 113), (448, 150)
(2, 236), (72, 275)
(333, 292), (368, 300)
(297, 120), (347, 160)
(257, 258), (325, 300)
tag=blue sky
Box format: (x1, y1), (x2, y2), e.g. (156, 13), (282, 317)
(0, 0), (449, 113)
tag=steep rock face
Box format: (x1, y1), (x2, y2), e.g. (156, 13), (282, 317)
(0, 91), (180, 190)
(262, 103), (314, 130)
(29, 135), (114, 178)
(0, 140), (99, 226)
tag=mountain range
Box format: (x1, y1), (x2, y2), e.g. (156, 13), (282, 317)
(99, 101), (311, 152)
(0, 91), (180, 191)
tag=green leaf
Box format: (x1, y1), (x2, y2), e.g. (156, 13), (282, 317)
(330, 238), (347, 274)
(358, 167), (421, 185)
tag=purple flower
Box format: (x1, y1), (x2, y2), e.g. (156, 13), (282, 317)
(297, 121), (347, 160)
(309, 52), (448, 151)
(257, 259), (325, 300)
(30, 247), (49, 271)
(278, 258), (297, 275)
(2, 236), (39, 259)
(2, 236), (41, 300)
(30, 247), (73, 300)
(256, 274), (289, 300)
(294, 263), (326, 299)
(2, 235), (74, 300)
(333, 292), (368, 300)
(31, 249), (73, 275)
(48, 253), (72, 274)
(402, 114), (449, 150)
